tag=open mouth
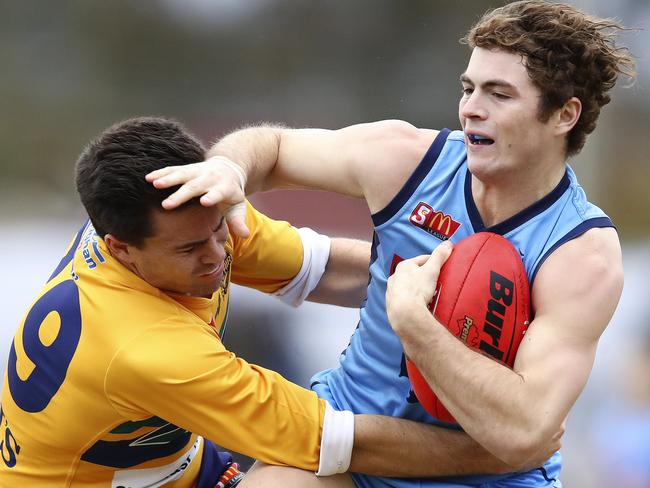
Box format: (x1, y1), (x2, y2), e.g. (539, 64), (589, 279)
(467, 133), (495, 146)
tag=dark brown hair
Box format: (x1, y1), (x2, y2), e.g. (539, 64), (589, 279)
(75, 117), (205, 246)
(462, 0), (635, 156)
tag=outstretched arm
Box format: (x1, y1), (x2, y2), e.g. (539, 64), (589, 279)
(351, 414), (559, 477)
(146, 121), (437, 235)
(386, 227), (622, 466)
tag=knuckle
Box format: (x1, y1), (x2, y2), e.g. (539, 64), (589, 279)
(186, 180), (203, 192)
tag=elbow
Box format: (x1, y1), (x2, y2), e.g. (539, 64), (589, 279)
(496, 437), (543, 470)
(494, 422), (564, 471)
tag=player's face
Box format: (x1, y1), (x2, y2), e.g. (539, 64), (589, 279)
(458, 47), (559, 181)
(129, 205), (229, 298)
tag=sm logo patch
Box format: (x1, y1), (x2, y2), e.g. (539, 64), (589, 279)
(409, 202), (460, 240)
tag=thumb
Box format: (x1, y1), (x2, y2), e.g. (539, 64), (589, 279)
(423, 240), (453, 274)
(222, 202), (250, 238)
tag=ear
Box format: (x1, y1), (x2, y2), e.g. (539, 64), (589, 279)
(104, 234), (134, 265)
(555, 97), (582, 136)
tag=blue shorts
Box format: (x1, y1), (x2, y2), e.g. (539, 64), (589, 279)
(196, 440), (243, 488)
(349, 452), (563, 488)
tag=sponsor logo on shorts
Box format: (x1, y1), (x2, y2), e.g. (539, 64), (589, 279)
(111, 437), (201, 488)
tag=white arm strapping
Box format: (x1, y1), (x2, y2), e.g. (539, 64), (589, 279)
(207, 155), (247, 189)
(316, 403), (355, 476)
(273, 227), (331, 307)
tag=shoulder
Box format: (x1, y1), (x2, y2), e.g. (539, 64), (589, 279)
(338, 120), (441, 212)
(230, 200), (303, 287)
(340, 119), (437, 152)
(535, 227), (622, 290)
(532, 227), (623, 332)
(233, 200), (301, 253)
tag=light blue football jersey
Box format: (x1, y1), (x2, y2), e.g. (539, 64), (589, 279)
(312, 129), (612, 487)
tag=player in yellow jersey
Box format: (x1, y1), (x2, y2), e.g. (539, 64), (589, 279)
(0, 117), (554, 487)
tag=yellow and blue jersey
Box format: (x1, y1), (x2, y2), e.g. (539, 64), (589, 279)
(0, 201), (326, 487)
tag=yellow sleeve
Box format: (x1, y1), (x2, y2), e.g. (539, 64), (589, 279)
(105, 320), (325, 470)
(230, 201), (303, 293)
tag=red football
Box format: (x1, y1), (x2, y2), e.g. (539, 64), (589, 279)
(406, 232), (531, 423)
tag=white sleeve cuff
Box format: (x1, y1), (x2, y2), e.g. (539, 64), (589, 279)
(272, 227), (331, 307)
(316, 402), (355, 476)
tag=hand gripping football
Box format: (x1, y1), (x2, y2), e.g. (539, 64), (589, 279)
(406, 232), (531, 423)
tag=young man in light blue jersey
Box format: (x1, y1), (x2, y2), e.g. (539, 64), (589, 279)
(148, 1), (635, 486)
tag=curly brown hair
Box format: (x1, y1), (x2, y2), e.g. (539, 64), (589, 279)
(461, 0), (635, 156)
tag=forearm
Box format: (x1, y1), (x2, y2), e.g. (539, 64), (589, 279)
(399, 310), (552, 465)
(210, 124), (369, 199)
(308, 238), (371, 308)
(350, 415), (518, 477)
(207, 125), (285, 193)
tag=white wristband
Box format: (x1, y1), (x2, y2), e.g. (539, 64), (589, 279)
(273, 228), (331, 307)
(316, 403), (354, 476)
(207, 155), (247, 191)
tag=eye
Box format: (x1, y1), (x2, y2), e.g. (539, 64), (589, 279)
(179, 246), (197, 254)
(493, 92), (510, 100)
(461, 87), (473, 96)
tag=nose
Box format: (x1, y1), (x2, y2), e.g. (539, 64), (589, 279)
(201, 235), (226, 265)
(459, 92), (488, 121)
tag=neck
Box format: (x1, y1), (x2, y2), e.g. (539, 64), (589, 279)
(106, 245), (141, 279)
(471, 161), (566, 228)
